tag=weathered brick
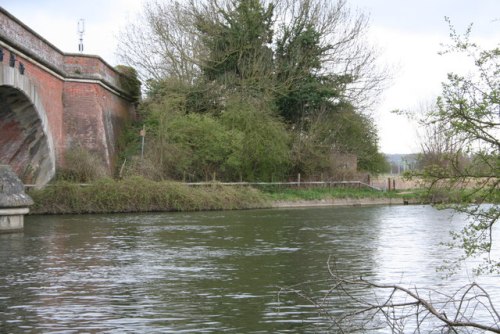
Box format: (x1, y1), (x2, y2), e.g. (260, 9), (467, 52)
(0, 7), (136, 183)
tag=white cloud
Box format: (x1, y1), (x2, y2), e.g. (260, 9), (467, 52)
(2, 1), (145, 63)
(369, 24), (499, 153)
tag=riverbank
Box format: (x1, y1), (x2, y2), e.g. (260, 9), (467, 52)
(271, 197), (414, 208)
(27, 177), (422, 215)
(28, 177), (267, 214)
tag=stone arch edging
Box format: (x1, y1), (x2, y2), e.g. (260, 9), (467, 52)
(0, 62), (56, 185)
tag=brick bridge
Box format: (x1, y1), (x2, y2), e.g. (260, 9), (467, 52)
(0, 7), (136, 186)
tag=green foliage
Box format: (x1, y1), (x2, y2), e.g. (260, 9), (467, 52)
(330, 109), (389, 173)
(146, 95), (290, 181)
(261, 186), (415, 201)
(275, 20), (340, 125)
(122, 88), (291, 181)
(221, 96), (291, 181)
(118, 0), (387, 182)
(289, 104), (389, 176)
(115, 65), (141, 103)
(165, 113), (239, 180)
(196, 0), (274, 85)
(185, 81), (224, 115)
(412, 20), (500, 273)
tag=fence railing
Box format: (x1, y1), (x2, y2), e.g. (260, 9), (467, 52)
(184, 180), (382, 190)
(24, 180), (382, 191)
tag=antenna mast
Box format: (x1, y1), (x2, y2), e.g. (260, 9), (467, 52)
(77, 19), (85, 53)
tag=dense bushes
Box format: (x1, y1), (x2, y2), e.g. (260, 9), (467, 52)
(125, 93), (292, 182)
(117, 0), (389, 182)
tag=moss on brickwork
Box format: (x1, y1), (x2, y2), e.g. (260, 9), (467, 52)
(115, 65), (141, 103)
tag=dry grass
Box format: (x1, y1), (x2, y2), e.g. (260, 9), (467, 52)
(29, 177), (268, 214)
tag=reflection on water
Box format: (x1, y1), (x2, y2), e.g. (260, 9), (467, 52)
(0, 205), (498, 332)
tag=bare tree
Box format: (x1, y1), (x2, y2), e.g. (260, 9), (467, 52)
(117, 1), (202, 86)
(414, 102), (468, 174)
(410, 20), (499, 274)
(272, 0), (388, 111)
(117, 0), (388, 109)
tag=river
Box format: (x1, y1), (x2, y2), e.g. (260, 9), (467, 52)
(0, 205), (498, 333)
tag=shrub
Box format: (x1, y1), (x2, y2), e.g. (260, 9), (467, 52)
(57, 146), (108, 183)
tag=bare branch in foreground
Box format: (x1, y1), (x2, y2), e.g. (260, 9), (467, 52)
(277, 259), (500, 333)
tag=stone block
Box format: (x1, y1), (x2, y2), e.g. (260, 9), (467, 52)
(0, 165), (32, 233)
(0, 208), (29, 233)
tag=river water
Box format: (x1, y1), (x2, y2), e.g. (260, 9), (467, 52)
(0, 205), (499, 333)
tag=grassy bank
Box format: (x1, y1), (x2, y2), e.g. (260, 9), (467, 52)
(260, 186), (422, 202)
(28, 177), (268, 215)
(28, 177), (425, 215)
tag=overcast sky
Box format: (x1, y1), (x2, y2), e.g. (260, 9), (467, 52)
(2, 0), (499, 154)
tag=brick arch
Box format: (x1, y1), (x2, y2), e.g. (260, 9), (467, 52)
(0, 64), (56, 185)
(1, 8), (137, 186)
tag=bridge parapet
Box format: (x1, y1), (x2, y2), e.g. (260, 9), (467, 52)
(0, 7), (64, 72)
(0, 6), (130, 98)
(0, 7), (137, 185)
(64, 54), (122, 89)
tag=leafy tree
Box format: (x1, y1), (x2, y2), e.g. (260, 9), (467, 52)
(195, 0), (274, 84)
(165, 113), (239, 180)
(290, 103), (388, 176)
(221, 96), (291, 181)
(273, 0), (386, 111)
(274, 13), (348, 127)
(275, 20), (327, 124)
(272, 0), (387, 174)
(118, 0), (388, 181)
(415, 19), (499, 273)
(119, 0), (386, 111)
(329, 107), (388, 173)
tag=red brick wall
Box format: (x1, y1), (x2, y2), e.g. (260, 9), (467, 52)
(0, 50), (66, 164)
(62, 82), (134, 171)
(64, 55), (122, 87)
(0, 7), (136, 178)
